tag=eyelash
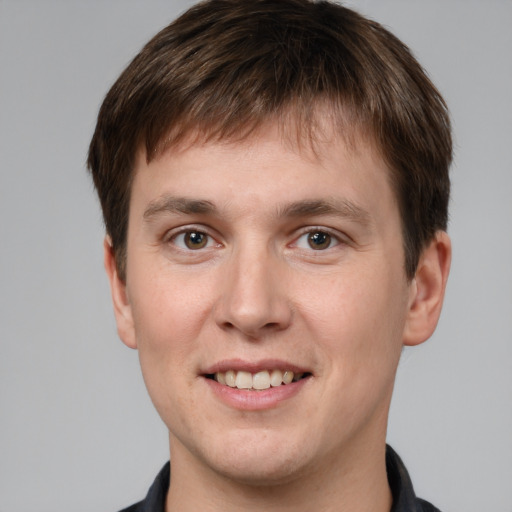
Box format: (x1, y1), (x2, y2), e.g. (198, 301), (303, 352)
(291, 227), (344, 251)
(164, 226), (345, 253)
(165, 226), (219, 251)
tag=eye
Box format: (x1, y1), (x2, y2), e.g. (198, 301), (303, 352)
(294, 230), (340, 250)
(172, 230), (214, 250)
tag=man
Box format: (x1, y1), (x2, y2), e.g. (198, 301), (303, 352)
(87, 0), (451, 510)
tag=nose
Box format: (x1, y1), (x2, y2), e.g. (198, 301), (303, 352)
(214, 246), (293, 339)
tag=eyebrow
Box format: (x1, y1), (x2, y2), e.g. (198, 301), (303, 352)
(143, 196), (217, 220)
(278, 198), (372, 226)
(143, 195), (371, 226)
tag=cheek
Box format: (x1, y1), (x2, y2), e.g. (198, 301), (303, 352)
(129, 275), (206, 422)
(297, 264), (408, 370)
(125, 269), (213, 411)
(129, 266), (214, 349)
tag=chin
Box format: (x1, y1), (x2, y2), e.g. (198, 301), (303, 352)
(197, 430), (314, 486)
(212, 455), (307, 487)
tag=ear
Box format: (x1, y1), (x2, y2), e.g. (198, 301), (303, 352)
(103, 237), (137, 349)
(403, 231), (451, 346)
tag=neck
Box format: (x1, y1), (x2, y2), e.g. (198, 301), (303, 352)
(165, 434), (392, 512)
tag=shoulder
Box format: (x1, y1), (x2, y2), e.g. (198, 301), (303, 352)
(117, 502), (144, 512)
(417, 497), (442, 512)
(116, 462), (170, 512)
(386, 445), (443, 512)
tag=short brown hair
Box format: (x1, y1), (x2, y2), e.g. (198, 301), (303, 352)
(88, 0), (452, 280)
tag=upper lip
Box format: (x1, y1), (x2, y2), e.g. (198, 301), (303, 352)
(202, 358), (311, 375)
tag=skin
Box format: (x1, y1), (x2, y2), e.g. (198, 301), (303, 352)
(105, 124), (451, 512)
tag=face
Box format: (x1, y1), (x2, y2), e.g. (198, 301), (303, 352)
(109, 125), (423, 485)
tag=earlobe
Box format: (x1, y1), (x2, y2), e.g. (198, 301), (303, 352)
(403, 231), (451, 346)
(103, 237), (138, 349)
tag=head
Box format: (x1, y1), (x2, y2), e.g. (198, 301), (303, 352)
(87, 0), (452, 495)
(88, 0), (451, 283)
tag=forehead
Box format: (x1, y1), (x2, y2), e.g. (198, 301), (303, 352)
(130, 122), (397, 226)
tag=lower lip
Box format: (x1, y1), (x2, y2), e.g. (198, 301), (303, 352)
(203, 377), (310, 410)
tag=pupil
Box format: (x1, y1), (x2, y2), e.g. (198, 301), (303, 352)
(186, 232), (206, 249)
(308, 232), (330, 250)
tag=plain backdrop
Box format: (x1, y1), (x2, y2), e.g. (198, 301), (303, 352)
(1, 1), (511, 511)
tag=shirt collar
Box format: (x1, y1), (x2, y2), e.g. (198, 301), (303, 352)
(131, 445), (438, 512)
(387, 445), (440, 512)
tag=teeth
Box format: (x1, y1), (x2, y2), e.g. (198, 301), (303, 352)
(216, 372), (226, 385)
(213, 369), (305, 390)
(253, 371), (270, 390)
(282, 370), (293, 384)
(235, 371), (252, 389)
(225, 370), (236, 387)
(270, 369), (283, 387)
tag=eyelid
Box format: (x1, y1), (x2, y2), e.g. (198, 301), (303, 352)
(290, 226), (348, 250)
(164, 224), (221, 250)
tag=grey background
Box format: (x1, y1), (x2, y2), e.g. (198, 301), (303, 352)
(1, 1), (511, 510)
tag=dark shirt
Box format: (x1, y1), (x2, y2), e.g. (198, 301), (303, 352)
(119, 445), (440, 512)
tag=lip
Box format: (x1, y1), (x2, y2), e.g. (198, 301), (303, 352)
(201, 358), (312, 411)
(203, 374), (310, 410)
(202, 358), (310, 375)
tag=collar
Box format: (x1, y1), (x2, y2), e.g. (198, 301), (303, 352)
(386, 445), (440, 512)
(121, 445), (440, 512)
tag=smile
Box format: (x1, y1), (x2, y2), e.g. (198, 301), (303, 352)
(208, 370), (309, 391)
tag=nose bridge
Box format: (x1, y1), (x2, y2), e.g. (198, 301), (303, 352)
(216, 239), (291, 336)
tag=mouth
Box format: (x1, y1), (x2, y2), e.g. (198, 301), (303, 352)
(205, 369), (311, 391)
